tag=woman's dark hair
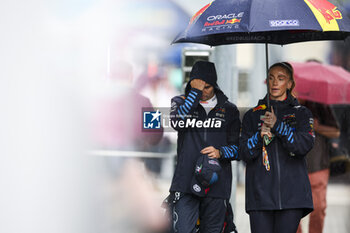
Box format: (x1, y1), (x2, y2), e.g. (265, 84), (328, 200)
(268, 62), (296, 96)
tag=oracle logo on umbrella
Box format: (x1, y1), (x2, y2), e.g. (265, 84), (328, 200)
(206, 12), (244, 21)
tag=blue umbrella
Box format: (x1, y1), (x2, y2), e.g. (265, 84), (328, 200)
(173, 0), (350, 107)
(173, 0), (350, 45)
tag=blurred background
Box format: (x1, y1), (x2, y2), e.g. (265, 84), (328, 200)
(0, 0), (349, 232)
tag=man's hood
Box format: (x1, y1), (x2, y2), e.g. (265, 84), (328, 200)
(185, 60), (220, 95)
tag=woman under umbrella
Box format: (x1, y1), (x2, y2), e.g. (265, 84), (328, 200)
(240, 62), (315, 233)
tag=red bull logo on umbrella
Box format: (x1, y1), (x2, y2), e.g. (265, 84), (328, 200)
(305, 0), (343, 30)
(309, 0), (343, 23)
(307, 0), (342, 23)
(226, 18), (241, 24)
(202, 12), (244, 32)
(204, 18), (241, 27)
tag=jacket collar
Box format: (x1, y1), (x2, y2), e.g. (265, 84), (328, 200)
(215, 89), (228, 107)
(257, 91), (299, 110)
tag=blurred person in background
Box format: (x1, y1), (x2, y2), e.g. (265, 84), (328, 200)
(331, 105), (350, 158)
(295, 58), (341, 233)
(93, 60), (163, 175)
(328, 41), (350, 179)
(93, 60), (163, 153)
(134, 65), (178, 178)
(168, 61), (241, 233)
(296, 100), (340, 233)
(240, 62), (314, 233)
(92, 60), (166, 232)
(330, 104), (350, 177)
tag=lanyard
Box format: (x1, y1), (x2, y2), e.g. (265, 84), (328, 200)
(262, 146), (270, 171)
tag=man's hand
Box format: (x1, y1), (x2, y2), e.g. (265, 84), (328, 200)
(190, 79), (206, 91)
(201, 146), (220, 159)
(263, 107), (277, 128)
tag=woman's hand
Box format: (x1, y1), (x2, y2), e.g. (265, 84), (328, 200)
(261, 123), (272, 138)
(263, 107), (277, 128)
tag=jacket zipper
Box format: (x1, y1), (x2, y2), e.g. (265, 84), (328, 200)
(203, 109), (211, 143)
(203, 106), (209, 143)
(275, 107), (282, 210)
(204, 104), (218, 143)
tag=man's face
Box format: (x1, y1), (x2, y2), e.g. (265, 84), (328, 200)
(201, 84), (215, 101)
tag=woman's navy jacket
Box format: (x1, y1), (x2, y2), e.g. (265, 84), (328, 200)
(240, 93), (315, 217)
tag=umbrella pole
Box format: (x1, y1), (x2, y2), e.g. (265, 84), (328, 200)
(265, 43), (270, 110)
(263, 44), (271, 151)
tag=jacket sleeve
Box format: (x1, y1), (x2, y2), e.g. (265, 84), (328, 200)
(170, 88), (202, 131)
(239, 110), (264, 163)
(271, 106), (315, 157)
(219, 106), (241, 161)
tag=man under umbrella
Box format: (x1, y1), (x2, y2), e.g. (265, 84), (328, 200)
(168, 61), (240, 233)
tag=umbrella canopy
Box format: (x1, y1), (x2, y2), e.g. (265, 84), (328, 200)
(172, 0), (350, 109)
(292, 61), (350, 105)
(173, 0), (350, 46)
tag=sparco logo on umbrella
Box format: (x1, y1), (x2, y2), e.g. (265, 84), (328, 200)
(269, 20), (300, 27)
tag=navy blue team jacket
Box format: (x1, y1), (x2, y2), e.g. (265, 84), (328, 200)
(240, 93), (314, 217)
(169, 87), (241, 199)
